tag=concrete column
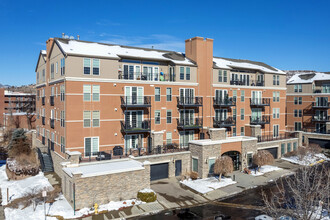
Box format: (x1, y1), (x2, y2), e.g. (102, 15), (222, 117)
(294, 131), (303, 147)
(249, 125), (261, 137)
(66, 151), (82, 164)
(209, 128), (226, 140)
(142, 161), (151, 188)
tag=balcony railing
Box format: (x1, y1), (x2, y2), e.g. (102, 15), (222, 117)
(312, 102), (330, 108)
(177, 118), (203, 130)
(250, 116), (270, 125)
(42, 116), (45, 125)
(50, 96), (54, 106)
(303, 128), (330, 134)
(177, 97), (203, 107)
(250, 98), (270, 106)
(50, 119), (55, 129)
(120, 120), (151, 134)
(42, 97), (45, 105)
(311, 115), (330, 122)
(213, 97), (236, 107)
(213, 117), (236, 128)
(118, 72), (176, 82)
(230, 80), (264, 87)
(257, 133), (296, 143)
(120, 96), (151, 108)
(81, 149), (128, 163)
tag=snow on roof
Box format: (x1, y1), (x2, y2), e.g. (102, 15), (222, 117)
(287, 72), (330, 84)
(4, 90), (34, 96)
(56, 39), (196, 66)
(189, 136), (257, 146)
(63, 159), (144, 178)
(213, 57), (285, 74)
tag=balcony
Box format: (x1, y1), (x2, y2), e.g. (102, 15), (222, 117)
(213, 97), (236, 107)
(120, 120), (151, 134)
(250, 116), (270, 125)
(312, 102), (330, 109)
(230, 80), (264, 87)
(257, 133), (296, 143)
(42, 116), (45, 125)
(118, 72), (175, 82)
(250, 98), (270, 107)
(42, 97), (45, 105)
(120, 96), (151, 108)
(50, 119), (55, 129)
(177, 118), (203, 130)
(213, 117), (236, 128)
(311, 115), (330, 122)
(177, 97), (203, 108)
(50, 96), (54, 106)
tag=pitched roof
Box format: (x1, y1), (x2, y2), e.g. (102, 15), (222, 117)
(55, 38), (196, 66)
(287, 72), (330, 84)
(213, 57), (285, 74)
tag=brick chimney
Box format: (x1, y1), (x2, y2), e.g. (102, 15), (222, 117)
(46, 38), (54, 59)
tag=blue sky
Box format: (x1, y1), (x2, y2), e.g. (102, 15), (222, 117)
(1, 0), (330, 86)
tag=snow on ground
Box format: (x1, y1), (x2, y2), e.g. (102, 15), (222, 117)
(180, 176), (236, 194)
(0, 166), (143, 220)
(281, 153), (329, 166)
(255, 215), (273, 220)
(139, 188), (155, 193)
(250, 165), (282, 177)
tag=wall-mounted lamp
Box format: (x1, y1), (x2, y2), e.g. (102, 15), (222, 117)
(114, 108), (117, 112)
(114, 83), (116, 87)
(114, 133), (117, 136)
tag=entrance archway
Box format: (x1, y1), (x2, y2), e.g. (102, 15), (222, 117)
(222, 151), (241, 171)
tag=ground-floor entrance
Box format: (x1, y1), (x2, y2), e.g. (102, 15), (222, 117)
(263, 147), (278, 159)
(150, 163), (169, 181)
(309, 138), (330, 149)
(222, 151), (241, 171)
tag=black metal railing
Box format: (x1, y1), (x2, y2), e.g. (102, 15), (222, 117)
(213, 97), (236, 107)
(312, 102), (330, 108)
(177, 118), (203, 129)
(250, 115), (270, 125)
(230, 79), (264, 87)
(213, 117), (236, 128)
(118, 72), (176, 82)
(42, 116), (45, 125)
(250, 98), (270, 106)
(177, 97), (203, 107)
(50, 119), (55, 129)
(311, 115), (330, 122)
(42, 97), (45, 105)
(120, 96), (151, 107)
(257, 133), (296, 143)
(37, 148), (45, 171)
(120, 120), (151, 133)
(303, 128), (330, 134)
(50, 96), (54, 106)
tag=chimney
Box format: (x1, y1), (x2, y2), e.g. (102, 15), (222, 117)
(46, 38), (54, 59)
(62, 33), (65, 38)
(77, 35), (80, 40)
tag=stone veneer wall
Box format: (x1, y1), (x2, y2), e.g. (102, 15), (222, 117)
(133, 151), (191, 178)
(241, 138), (258, 169)
(302, 132), (330, 145)
(62, 163), (150, 209)
(50, 150), (67, 179)
(256, 138), (299, 158)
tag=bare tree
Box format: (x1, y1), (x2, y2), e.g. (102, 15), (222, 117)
(19, 95), (36, 130)
(253, 150), (274, 171)
(262, 164), (330, 220)
(214, 155), (233, 181)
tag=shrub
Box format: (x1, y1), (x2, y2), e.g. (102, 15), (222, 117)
(253, 150), (274, 170)
(8, 129), (31, 157)
(214, 155), (233, 180)
(283, 150), (298, 158)
(137, 189), (157, 203)
(190, 171), (198, 180)
(308, 143), (322, 154)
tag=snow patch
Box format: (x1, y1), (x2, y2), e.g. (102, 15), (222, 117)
(281, 153), (329, 166)
(250, 165), (282, 177)
(139, 188), (155, 193)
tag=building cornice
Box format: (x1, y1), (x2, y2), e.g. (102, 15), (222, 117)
(212, 84), (287, 90)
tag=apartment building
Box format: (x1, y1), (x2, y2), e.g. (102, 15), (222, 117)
(35, 36), (287, 160)
(287, 72), (330, 134)
(0, 88), (36, 129)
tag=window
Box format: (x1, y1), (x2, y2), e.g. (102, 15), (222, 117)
(233, 90), (237, 102)
(84, 58), (91, 74)
(155, 110), (161, 124)
(247, 153), (253, 167)
(55, 62), (58, 74)
(233, 127), (236, 136)
(166, 88), (172, 101)
(281, 143), (285, 155)
(84, 137), (99, 156)
(92, 85), (100, 101)
(92, 111), (100, 127)
(299, 97), (302, 104)
(273, 125), (279, 137)
(60, 58), (65, 75)
(240, 108), (245, 120)
(60, 85), (65, 101)
(37, 72), (39, 84)
(83, 85), (91, 101)
(51, 63), (54, 79)
(209, 158), (215, 174)
(42, 69), (45, 82)
(166, 132), (172, 145)
(186, 67), (190, 80)
(241, 127), (244, 136)
(273, 108), (280, 119)
(273, 92), (280, 102)
(294, 122), (302, 131)
(180, 131), (194, 148)
(322, 84), (330, 93)
(192, 158), (198, 172)
(241, 90), (245, 102)
(294, 110), (298, 117)
(61, 136), (65, 153)
(277, 75), (280, 85)
(93, 59), (100, 75)
(223, 71), (228, 82)
(273, 75), (276, 85)
(316, 97), (328, 107)
(166, 110), (172, 124)
(287, 143), (291, 152)
(60, 111), (65, 127)
(83, 111), (91, 127)
(294, 97), (302, 105)
(299, 110), (302, 117)
(180, 67), (184, 80)
(293, 142), (297, 151)
(294, 84), (302, 93)
(273, 75), (280, 85)
(155, 87), (160, 101)
(218, 70), (223, 82)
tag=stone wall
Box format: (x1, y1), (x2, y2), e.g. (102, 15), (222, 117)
(257, 138), (299, 158)
(241, 138), (258, 169)
(133, 151), (191, 178)
(303, 132), (330, 145)
(50, 150), (66, 179)
(209, 128), (226, 141)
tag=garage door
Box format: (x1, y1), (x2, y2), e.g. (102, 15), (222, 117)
(263, 147), (278, 159)
(309, 139), (330, 149)
(150, 163), (169, 181)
